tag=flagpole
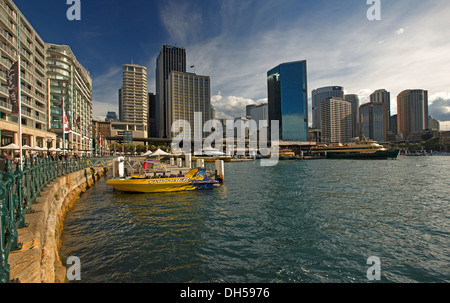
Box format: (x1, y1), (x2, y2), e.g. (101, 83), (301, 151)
(18, 54), (23, 170)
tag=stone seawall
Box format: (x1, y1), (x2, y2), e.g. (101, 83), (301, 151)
(8, 167), (106, 283)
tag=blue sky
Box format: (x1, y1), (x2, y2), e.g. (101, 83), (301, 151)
(15, 0), (450, 129)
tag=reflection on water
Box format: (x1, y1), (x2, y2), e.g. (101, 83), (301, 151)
(61, 156), (450, 283)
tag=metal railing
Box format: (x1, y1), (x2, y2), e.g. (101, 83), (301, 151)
(0, 157), (89, 283)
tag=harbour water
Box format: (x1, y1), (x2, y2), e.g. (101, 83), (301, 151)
(60, 156), (450, 283)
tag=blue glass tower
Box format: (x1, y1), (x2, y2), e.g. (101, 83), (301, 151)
(267, 61), (308, 141)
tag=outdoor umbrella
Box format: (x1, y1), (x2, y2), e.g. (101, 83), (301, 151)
(151, 149), (171, 156)
(142, 150), (153, 156)
(0, 143), (20, 150)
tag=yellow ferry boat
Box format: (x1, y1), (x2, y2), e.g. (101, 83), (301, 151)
(106, 168), (219, 193)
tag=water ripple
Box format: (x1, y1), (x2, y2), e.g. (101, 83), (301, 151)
(61, 157), (450, 283)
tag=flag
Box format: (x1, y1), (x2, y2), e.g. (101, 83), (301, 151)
(7, 61), (20, 115)
(63, 109), (70, 132)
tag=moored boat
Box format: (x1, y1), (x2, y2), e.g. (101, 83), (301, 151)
(192, 147), (232, 162)
(106, 167), (219, 193)
(311, 139), (400, 160)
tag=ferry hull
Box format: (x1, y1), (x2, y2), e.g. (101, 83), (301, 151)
(326, 149), (400, 160)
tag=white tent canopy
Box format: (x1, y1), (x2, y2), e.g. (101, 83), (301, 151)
(0, 143), (20, 150)
(151, 149), (171, 156)
(142, 150), (153, 156)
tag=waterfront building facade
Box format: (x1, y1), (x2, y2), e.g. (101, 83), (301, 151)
(120, 64), (148, 129)
(320, 97), (352, 144)
(0, 0), (57, 148)
(167, 71), (211, 140)
(110, 121), (147, 144)
(46, 43), (93, 153)
(397, 89), (429, 140)
(312, 86), (344, 130)
(344, 94), (360, 139)
(359, 102), (385, 142)
(267, 60), (308, 141)
(156, 44), (186, 138)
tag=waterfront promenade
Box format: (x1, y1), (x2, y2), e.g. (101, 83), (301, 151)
(0, 158), (107, 283)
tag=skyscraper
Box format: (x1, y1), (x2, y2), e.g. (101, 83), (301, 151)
(148, 93), (158, 138)
(120, 64), (148, 128)
(312, 86), (344, 129)
(321, 97), (352, 144)
(267, 60), (308, 141)
(397, 89), (429, 140)
(370, 89), (391, 139)
(344, 94), (360, 139)
(167, 71), (211, 140)
(359, 102), (385, 142)
(156, 45), (186, 138)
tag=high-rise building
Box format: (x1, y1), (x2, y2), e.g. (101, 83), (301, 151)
(250, 103), (268, 126)
(344, 94), (360, 139)
(167, 71), (211, 140)
(312, 86), (344, 129)
(397, 89), (429, 140)
(147, 92), (158, 138)
(321, 97), (352, 144)
(359, 102), (385, 142)
(156, 45), (186, 138)
(267, 60), (308, 141)
(370, 89), (390, 139)
(246, 104), (257, 118)
(120, 64), (148, 136)
(0, 0), (57, 148)
(46, 43), (93, 153)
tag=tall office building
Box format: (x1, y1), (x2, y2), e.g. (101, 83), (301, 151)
(147, 92), (158, 138)
(46, 43), (93, 152)
(0, 0), (57, 148)
(267, 60), (308, 141)
(359, 102), (385, 142)
(370, 89), (390, 139)
(312, 86), (344, 129)
(344, 94), (360, 139)
(321, 97), (352, 144)
(156, 45), (186, 138)
(120, 64), (148, 131)
(397, 89), (429, 140)
(167, 71), (211, 140)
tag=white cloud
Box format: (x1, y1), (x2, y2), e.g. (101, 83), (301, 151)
(155, 0), (450, 122)
(211, 94), (267, 119)
(396, 28), (405, 35)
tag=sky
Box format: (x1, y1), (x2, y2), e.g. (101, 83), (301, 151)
(15, 0), (450, 130)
